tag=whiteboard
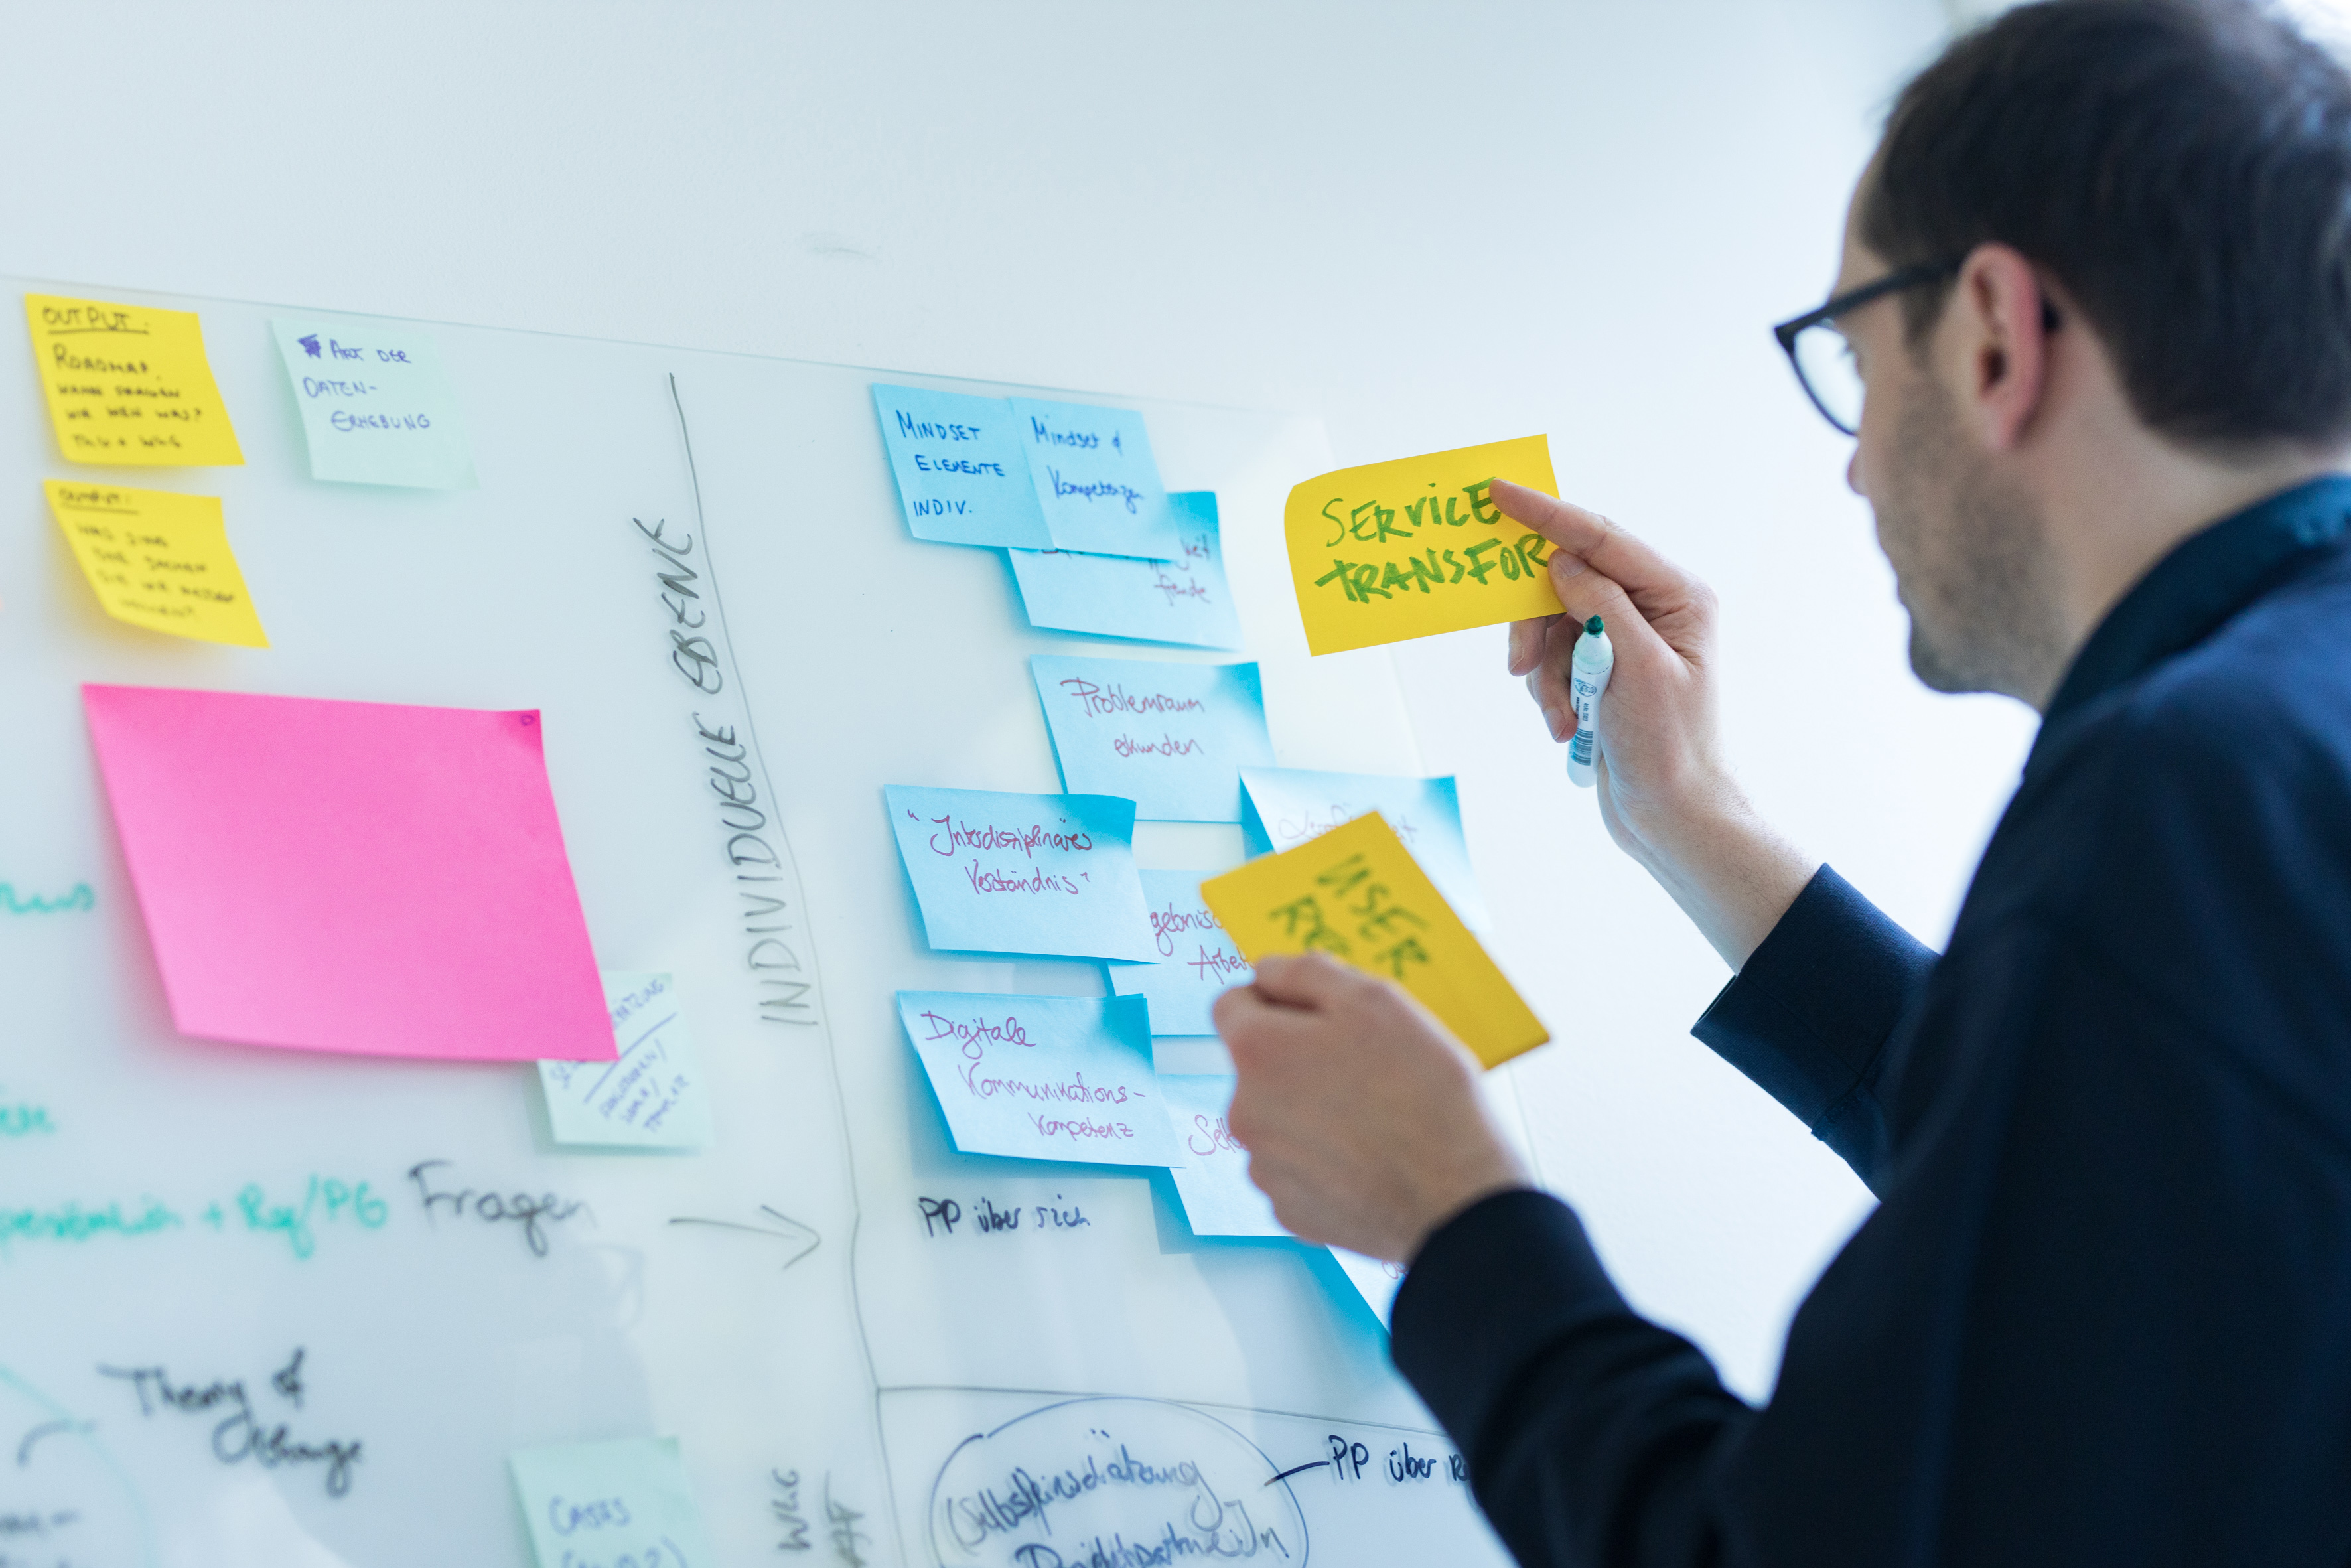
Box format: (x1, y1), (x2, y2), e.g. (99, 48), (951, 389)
(0, 277), (1515, 1565)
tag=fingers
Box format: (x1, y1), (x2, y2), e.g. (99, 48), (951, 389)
(1247, 950), (1359, 1009)
(1210, 958), (1341, 1053)
(1551, 547), (1705, 709)
(1547, 554), (1643, 643)
(1210, 981), (1267, 1042)
(1525, 629), (1576, 741)
(1490, 479), (1700, 607)
(1522, 560), (1638, 699)
(1214, 953), (1378, 1074)
(1506, 612), (1563, 677)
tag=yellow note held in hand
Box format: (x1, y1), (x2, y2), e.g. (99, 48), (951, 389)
(25, 295), (244, 466)
(1285, 434), (1562, 655)
(1201, 810), (1546, 1068)
(44, 482), (269, 648)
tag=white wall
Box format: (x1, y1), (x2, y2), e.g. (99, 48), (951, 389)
(0, 1), (2035, 1401)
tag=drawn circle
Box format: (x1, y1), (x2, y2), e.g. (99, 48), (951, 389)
(926, 1395), (1309, 1567)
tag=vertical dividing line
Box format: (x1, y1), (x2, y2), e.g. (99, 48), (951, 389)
(664, 372), (900, 1557)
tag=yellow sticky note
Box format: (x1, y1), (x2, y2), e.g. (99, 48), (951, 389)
(44, 482), (269, 648)
(1201, 811), (1546, 1068)
(1285, 435), (1563, 655)
(24, 295), (244, 466)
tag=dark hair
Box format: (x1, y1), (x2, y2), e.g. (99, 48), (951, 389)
(1864, 0), (2351, 449)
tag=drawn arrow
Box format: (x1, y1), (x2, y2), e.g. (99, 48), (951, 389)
(668, 1205), (820, 1271)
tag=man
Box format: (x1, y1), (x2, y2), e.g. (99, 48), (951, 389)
(1214, 1), (2351, 1563)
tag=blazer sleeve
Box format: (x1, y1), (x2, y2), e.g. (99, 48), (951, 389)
(1396, 918), (2338, 1567)
(1691, 865), (1937, 1193)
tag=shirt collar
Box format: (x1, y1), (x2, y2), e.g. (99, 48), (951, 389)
(2040, 473), (2351, 727)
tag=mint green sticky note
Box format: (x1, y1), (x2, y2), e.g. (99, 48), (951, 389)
(537, 973), (713, 1151)
(269, 318), (476, 488)
(510, 1436), (715, 1568)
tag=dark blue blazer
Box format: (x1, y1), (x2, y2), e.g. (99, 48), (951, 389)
(1393, 476), (2351, 1566)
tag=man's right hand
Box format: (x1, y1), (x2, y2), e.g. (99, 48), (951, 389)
(1496, 478), (1819, 970)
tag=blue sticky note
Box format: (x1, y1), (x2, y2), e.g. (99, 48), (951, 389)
(1108, 871), (1253, 1035)
(269, 319), (476, 488)
(1159, 1074), (1288, 1236)
(1007, 491), (1244, 650)
(884, 786), (1159, 961)
(871, 384), (1054, 548)
(1009, 397), (1186, 559)
(1329, 1246), (1406, 1329)
(536, 973), (713, 1150)
(1238, 766), (1490, 930)
(509, 1435), (715, 1568)
(1029, 656), (1271, 823)
(899, 991), (1180, 1166)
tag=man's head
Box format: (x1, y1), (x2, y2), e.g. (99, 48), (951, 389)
(1825, 0), (2351, 705)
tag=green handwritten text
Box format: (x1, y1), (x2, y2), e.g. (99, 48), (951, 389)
(0, 882), (94, 914)
(209, 1175), (390, 1260)
(1313, 532), (1550, 604)
(0, 1197), (182, 1253)
(1, 1175), (390, 1261)
(1267, 852), (1432, 977)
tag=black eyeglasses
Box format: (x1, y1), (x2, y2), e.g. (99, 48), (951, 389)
(1772, 260), (1961, 436)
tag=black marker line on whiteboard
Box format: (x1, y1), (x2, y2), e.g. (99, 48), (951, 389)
(1265, 1459), (1330, 1486)
(15, 1416), (94, 1467)
(660, 374), (824, 1029)
(661, 371), (894, 1560)
(667, 1205), (821, 1271)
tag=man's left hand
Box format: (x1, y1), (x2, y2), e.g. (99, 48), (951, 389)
(1215, 952), (1532, 1263)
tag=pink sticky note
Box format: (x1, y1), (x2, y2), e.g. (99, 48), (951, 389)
(83, 685), (616, 1062)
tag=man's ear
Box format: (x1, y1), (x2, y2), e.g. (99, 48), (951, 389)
(1946, 242), (2056, 452)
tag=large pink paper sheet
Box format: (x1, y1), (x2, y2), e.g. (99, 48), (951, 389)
(83, 684), (616, 1062)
